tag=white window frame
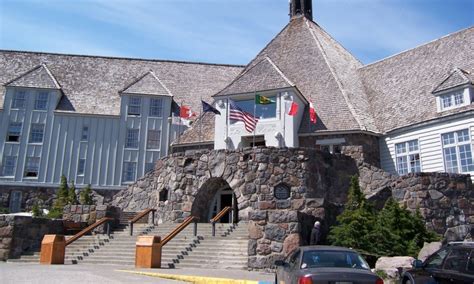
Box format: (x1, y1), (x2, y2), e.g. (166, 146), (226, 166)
(6, 122), (22, 142)
(128, 96), (141, 116)
(441, 128), (474, 173)
(77, 159), (86, 176)
(438, 89), (469, 112)
(24, 157), (40, 178)
(149, 98), (163, 117)
(122, 162), (136, 182)
(12, 91), (26, 109)
(34, 91), (48, 110)
(81, 126), (89, 141)
(125, 128), (139, 149)
(29, 123), (45, 144)
(147, 129), (161, 150)
(1, 156), (17, 177)
(395, 139), (422, 175)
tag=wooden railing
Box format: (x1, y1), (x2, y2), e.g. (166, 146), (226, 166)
(129, 208), (156, 236)
(210, 206), (232, 237)
(160, 216), (198, 246)
(65, 217), (113, 246)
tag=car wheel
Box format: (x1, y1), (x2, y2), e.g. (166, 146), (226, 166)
(404, 279), (412, 284)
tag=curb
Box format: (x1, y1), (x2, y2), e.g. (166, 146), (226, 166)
(117, 270), (274, 284)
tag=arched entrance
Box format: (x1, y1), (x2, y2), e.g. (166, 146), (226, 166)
(191, 177), (238, 223)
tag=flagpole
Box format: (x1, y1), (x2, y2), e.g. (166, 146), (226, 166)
(199, 97), (202, 149)
(178, 101), (182, 144)
(253, 92), (256, 147)
(282, 94), (286, 146)
(226, 99), (229, 150)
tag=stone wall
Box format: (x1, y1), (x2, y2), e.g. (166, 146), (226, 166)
(112, 147), (473, 269)
(0, 215), (63, 260)
(62, 204), (121, 233)
(0, 185), (117, 213)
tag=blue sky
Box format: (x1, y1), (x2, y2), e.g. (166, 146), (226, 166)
(0, 0), (473, 65)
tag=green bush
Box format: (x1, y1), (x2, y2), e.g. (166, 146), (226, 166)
(47, 175), (69, 219)
(79, 184), (94, 205)
(32, 203), (43, 217)
(0, 206), (9, 214)
(68, 180), (78, 205)
(328, 175), (439, 258)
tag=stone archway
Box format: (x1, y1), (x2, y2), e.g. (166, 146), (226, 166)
(190, 177), (236, 223)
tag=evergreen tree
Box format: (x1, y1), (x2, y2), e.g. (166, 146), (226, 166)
(31, 203), (43, 217)
(68, 180), (78, 205)
(80, 184), (94, 205)
(47, 175), (69, 218)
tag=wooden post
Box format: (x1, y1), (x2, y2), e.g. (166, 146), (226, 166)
(40, 235), (65, 265)
(135, 235), (162, 268)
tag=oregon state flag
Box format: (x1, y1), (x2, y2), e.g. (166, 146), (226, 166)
(255, 94), (275, 104)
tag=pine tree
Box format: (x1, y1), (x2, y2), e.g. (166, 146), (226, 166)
(48, 175), (69, 218)
(68, 180), (78, 205)
(80, 184), (94, 205)
(32, 203), (43, 217)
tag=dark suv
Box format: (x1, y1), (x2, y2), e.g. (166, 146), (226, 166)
(401, 242), (474, 284)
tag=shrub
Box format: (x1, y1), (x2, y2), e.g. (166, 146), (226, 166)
(68, 180), (78, 205)
(80, 184), (94, 205)
(32, 203), (43, 217)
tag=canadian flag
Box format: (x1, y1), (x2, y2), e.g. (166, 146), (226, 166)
(179, 105), (196, 118)
(309, 103), (317, 124)
(288, 102), (298, 116)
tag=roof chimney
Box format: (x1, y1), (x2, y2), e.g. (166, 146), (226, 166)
(289, 0), (313, 21)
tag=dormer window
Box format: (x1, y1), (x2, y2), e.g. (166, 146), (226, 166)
(436, 89), (469, 112)
(128, 96), (141, 116)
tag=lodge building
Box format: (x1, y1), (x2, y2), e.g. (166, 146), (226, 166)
(0, 0), (473, 213)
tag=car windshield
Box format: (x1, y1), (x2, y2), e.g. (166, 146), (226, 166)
(301, 250), (370, 270)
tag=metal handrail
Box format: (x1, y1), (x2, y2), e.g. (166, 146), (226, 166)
(65, 217), (113, 246)
(160, 216), (198, 246)
(129, 208), (156, 236)
(210, 206), (232, 237)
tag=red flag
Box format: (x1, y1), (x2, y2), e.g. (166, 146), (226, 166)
(288, 102), (298, 116)
(179, 105), (196, 118)
(309, 103), (317, 124)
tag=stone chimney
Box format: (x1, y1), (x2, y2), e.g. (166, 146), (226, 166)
(289, 0), (313, 21)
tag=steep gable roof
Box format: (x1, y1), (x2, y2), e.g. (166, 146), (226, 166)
(121, 70), (172, 96)
(432, 68), (473, 93)
(172, 112), (216, 146)
(359, 26), (474, 133)
(215, 56), (294, 96)
(5, 63), (61, 90)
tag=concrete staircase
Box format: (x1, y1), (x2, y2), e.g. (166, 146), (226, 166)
(7, 222), (249, 269)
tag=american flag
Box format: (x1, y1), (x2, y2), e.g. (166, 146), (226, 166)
(228, 99), (258, 133)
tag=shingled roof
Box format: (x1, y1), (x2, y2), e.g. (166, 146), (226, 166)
(172, 112), (216, 146)
(432, 68), (473, 94)
(121, 70), (172, 96)
(214, 16), (378, 133)
(5, 64), (61, 90)
(0, 51), (243, 114)
(359, 26), (474, 133)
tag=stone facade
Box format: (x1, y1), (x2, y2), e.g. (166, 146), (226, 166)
(62, 204), (121, 233)
(0, 215), (63, 260)
(112, 147), (473, 269)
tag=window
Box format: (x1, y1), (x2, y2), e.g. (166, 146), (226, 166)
(125, 129), (139, 148)
(425, 248), (448, 269)
(128, 96), (141, 116)
(24, 157), (40, 178)
(7, 122), (22, 142)
(443, 248), (470, 272)
(77, 159), (86, 176)
(233, 97), (276, 119)
(439, 90), (466, 111)
(2, 156), (16, 176)
(35, 92), (48, 110)
(149, 98), (163, 117)
(395, 140), (421, 175)
(29, 124), (44, 143)
(12, 91), (26, 109)
(81, 126), (89, 141)
(147, 130), (161, 149)
(442, 129), (474, 173)
(122, 162), (136, 182)
(145, 162), (155, 173)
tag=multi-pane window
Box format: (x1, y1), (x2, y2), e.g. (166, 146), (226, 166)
(7, 122), (22, 142)
(2, 156), (16, 176)
(128, 97), (141, 116)
(29, 124), (44, 143)
(145, 162), (155, 173)
(24, 157), (40, 178)
(149, 98), (163, 117)
(12, 91), (26, 109)
(122, 162), (136, 182)
(395, 139), (421, 175)
(77, 159), (86, 176)
(442, 129), (474, 173)
(125, 129), (139, 148)
(81, 126), (89, 141)
(147, 130), (161, 149)
(34, 92), (48, 110)
(440, 90), (465, 111)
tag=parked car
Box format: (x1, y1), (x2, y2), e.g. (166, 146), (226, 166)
(401, 242), (474, 284)
(274, 245), (383, 284)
